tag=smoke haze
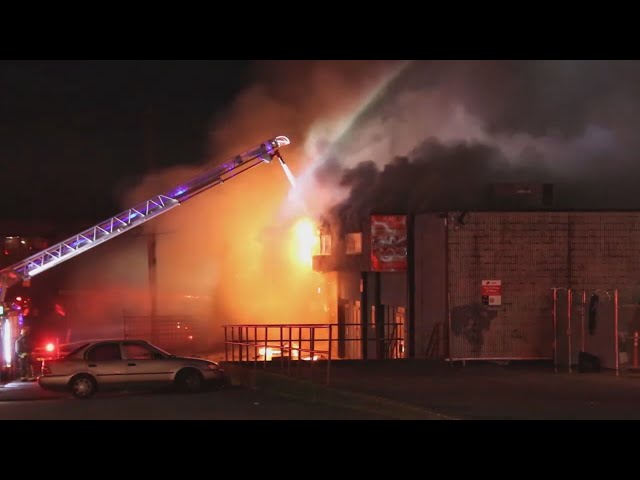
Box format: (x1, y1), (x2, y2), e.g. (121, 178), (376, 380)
(57, 60), (640, 345)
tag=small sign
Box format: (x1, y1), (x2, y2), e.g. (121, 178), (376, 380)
(482, 280), (502, 306)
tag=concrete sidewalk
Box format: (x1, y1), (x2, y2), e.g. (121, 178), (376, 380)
(225, 360), (640, 420)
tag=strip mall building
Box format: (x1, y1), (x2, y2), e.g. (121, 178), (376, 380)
(313, 184), (640, 370)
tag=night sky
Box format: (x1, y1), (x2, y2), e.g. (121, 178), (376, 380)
(0, 60), (252, 224)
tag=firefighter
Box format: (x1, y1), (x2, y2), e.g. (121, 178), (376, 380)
(15, 326), (34, 381)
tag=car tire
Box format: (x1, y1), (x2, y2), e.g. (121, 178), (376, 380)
(176, 369), (204, 394)
(70, 374), (97, 399)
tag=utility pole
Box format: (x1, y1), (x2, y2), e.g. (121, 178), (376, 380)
(145, 106), (158, 344)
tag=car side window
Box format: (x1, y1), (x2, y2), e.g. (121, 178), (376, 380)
(86, 343), (122, 361)
(122, 343), (156, 360)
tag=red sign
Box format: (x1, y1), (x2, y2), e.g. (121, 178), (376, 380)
(482, 284), (501, 296)
(371, 215), (407, 272)
(481, 280), (502, 306)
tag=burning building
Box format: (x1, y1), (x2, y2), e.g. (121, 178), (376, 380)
(314, 183), (640, 371)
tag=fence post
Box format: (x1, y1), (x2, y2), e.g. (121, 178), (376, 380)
(552, 288), (558, 373)
(447, 291), (452, 363)
(310, 326), (315, 383)
(297, 327), (302, 377)
(280, 326), (284, 372)
(615, 289), (619, 377)
(327, 324), (332, 385)
(581, 290), (586, 353)
(224, 326), (228, 362)
(568, 289), (572, 373)
(264, 327), (268, 369)
(287, 326), (291, 377)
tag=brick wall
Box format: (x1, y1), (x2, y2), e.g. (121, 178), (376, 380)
(446, 211), (640, 361)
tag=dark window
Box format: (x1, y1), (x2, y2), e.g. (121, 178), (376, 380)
(86, 343), (122, 361)
(122, 343), (155, 360)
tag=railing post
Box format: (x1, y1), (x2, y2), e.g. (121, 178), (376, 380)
(254, 326), (258, 369)
(231, 327), (235, 362)
(581, 290), (586, 353)
(245, 327), (249, 365)
(224, 326), (228, 363)
(310, 326), (315, 383)
(552, 288), (557, 373)
(297, 327), (302, 377)
(568, 288), (572, 373)
(287, 326), (291, 377)
(327, 324), (332, 385)
(264, 327), (268, 369)
(615, 289), (619, 377)
(280, 326), (284, 372)
(310, 327), (315, 358)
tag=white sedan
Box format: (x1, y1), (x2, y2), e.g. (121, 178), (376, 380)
(38, 339), (226, 399)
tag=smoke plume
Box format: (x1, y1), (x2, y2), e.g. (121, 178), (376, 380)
(60, 61), (398, 347)
(309, 60), (640, 230)
(60, 60), (640, 347)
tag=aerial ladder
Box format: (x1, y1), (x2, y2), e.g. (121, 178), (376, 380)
(0, 135), (291, 373)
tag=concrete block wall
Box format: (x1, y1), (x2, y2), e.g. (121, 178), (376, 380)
(445, 211), (640, 362)
(447, 212), (569, 359)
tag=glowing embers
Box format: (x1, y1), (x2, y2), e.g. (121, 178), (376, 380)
(256, 342), (319, 362)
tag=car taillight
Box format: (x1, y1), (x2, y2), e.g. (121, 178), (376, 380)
(41, 365), (52, 375)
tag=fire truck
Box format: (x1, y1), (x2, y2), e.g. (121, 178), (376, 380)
(0, 136), (291, 379)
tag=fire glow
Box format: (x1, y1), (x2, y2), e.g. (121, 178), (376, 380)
(257, 344), (319, 361)
(291, 217), (318, 268)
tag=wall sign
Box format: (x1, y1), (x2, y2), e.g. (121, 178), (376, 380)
(482, 280), (502, 306)
(371, 215), (407, 272)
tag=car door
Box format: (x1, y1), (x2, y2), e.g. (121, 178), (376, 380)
(84, 342), (129, 388)
(122, 341), (173, 386)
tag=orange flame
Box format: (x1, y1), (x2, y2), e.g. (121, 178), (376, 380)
(290, 217), (318, 268)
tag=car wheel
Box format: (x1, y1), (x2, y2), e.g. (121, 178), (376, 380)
(70, 374), (96, 399)
(176, 369), (204, 394)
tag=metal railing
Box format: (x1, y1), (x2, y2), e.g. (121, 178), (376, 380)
(336, 322), (405, 360)
(222, 322), (406, 385)
(223, 324), (333, 384)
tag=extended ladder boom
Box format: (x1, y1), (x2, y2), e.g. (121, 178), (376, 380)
(0, 136), (290, 301)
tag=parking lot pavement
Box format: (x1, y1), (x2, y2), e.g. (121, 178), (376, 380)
(229, 359), (640, 419)
(0, 381), (392, 420)
(0, 380), (68, 401)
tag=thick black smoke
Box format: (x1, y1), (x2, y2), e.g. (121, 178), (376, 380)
(314, 60), (640, 231)
(329, 139), (551, 232)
